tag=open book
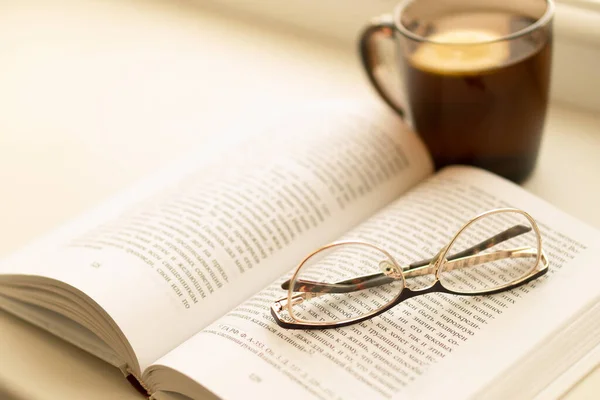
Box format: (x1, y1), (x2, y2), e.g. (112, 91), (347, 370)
(1, 101), (599, 400)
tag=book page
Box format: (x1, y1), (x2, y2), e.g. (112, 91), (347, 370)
(147, 166), (599, 399)
(0, 101), (433, 371)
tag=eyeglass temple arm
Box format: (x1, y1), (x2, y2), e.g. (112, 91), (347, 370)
(281, 225), (532, 294)
(281, 273), (395, 294)
(407, 224), (532, 268)
(404, 247), (542, 278)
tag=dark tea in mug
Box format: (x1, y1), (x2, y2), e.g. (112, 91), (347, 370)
(402, 11), (552, 182)
(359, 0), (554, 183)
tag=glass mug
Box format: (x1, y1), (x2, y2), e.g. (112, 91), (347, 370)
(359, 0), (554, 183)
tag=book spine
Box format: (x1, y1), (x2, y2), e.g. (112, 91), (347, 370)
(126, 370), (151, 398)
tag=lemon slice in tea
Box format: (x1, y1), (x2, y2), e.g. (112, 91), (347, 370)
(410, 29), (510, 75)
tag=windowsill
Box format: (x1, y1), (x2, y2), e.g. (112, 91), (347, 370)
(552, 3), (600, 111)
(199, 0), (600, 113)
(559, 0), (600, 14)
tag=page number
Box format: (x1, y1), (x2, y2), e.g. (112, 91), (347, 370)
(249, 373), (262, 383)
(91, 262), (101, 269)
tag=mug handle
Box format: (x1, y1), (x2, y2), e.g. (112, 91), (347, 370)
(359, 14), (406, 118)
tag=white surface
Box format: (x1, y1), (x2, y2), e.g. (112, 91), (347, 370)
(199, 0), (600, 112)
(0, 0), (599, 399)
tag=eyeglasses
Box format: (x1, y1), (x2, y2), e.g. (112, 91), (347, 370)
(271, 208), (549, 329)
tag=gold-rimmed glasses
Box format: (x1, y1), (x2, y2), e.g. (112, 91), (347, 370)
(271, 208), (549, 329)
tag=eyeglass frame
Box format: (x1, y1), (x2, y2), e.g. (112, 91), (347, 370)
(271, 208), (549, 330)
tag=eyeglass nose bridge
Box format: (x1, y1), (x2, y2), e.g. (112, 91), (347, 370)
(402, 249), (448, 292)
